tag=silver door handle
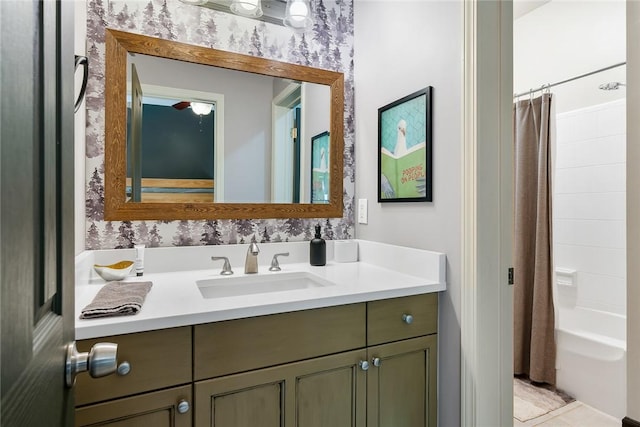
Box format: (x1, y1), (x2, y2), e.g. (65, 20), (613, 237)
(65, 341), (118, 387)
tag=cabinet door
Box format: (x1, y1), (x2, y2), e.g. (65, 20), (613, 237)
(195, 349), (367, 427)
(367, 335), (437, 427)
(293, 349), (367, 427)
(75, 385), (192, 427)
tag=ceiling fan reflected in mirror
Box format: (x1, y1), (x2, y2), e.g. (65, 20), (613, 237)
(171, 101), (214, 116)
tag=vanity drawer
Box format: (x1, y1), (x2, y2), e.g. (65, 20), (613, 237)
(194, 303), (366, 380)
(367, 293), (438, 346)
(75, 327), (192, 406)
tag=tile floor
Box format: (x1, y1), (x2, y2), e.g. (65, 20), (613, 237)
(514, 401), (620, 427)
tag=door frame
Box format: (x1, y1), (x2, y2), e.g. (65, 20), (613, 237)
(136, 84), (225, 201)
(461, 1), (514, 425)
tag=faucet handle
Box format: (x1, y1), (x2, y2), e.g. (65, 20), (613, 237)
(269, 252), (290, 272)
(211, 256), (234, 275)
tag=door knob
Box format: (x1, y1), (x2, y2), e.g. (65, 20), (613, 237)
(372, 357), (382, 367)
(359, 360), (370, 371)
(65, 341), (118, 387)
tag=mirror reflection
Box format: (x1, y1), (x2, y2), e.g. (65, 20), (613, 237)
(125, 53), (331, 204)
(104, 29), (344, 221)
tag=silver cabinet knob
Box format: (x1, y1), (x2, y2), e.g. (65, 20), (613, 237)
(372, 357), (381, 367)
(65, 342), (118, 387)
(117, 361), (131, 376)
(359, 360), (370, 371)
(177, 400), (190, 414)
(402, 313), (414, 324)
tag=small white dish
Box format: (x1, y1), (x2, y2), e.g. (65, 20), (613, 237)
(93, 261), (134, 281)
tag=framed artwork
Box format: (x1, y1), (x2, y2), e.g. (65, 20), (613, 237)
(311, 131), (330, 204)
(378, 87), (432, 202)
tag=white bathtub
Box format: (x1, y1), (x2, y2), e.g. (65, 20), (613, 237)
(555, 306), (626, 419)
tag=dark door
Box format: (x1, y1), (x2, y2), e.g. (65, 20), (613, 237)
(1, 1), (76, 425)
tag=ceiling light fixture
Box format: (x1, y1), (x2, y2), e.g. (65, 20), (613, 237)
(230, 0), (263, 18)
(191, 102), (214, 116)
(283, 0), (312, 32)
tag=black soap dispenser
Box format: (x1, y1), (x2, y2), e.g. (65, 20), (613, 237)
(310, 224), (326, 266)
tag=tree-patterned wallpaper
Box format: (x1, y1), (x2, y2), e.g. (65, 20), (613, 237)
(84, 0), (355, 249)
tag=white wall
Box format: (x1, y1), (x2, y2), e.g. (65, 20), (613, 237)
(626, 1), (640, 422)
(354, 2), (462, 425)
(554, 100), (626, 316)
(514, 0), (625, 113)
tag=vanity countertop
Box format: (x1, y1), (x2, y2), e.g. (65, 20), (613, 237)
(75, 240), (446, 340)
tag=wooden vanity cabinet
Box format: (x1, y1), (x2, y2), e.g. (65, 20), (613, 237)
(74, 293), (438, 427)
(194, 293), (438, 427)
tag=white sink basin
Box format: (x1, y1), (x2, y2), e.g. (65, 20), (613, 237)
(196, 271), (334, 299)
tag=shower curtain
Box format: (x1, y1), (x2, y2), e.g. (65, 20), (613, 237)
(513, 93), (556, 385)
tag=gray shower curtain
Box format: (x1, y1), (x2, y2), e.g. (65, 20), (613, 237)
(513, 93), (556, 385)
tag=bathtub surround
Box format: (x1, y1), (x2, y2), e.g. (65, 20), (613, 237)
(84, 0), (355, 249)
(553, 99), (627, 418)
(513, 93), (557, 385)
(554, 99), (626, 316)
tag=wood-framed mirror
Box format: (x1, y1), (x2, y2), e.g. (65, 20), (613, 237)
(104, 29), (344, 221)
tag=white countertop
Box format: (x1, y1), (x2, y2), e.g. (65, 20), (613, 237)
(75, 240), (446, 340)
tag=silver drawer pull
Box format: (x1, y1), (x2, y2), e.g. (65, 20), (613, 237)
(117, 361), (131, 376)
(372, 357), (381, 367)
(359, 360), (370, 371)
(402, 314), (414, 324)
(177, 400), (190, 414)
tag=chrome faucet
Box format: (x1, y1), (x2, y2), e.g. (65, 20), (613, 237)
(244, 242), (260, 274)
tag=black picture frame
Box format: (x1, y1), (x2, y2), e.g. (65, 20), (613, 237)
(377, 87), (433, 203)
(310, 131), (330, 204)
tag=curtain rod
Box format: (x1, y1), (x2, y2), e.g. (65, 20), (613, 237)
(513, 61), (626, 98)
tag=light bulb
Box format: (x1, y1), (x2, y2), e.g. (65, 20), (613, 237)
(230, 0), (263, 17)
(284, 0), (312, 31)
(289, 1), (308, 21)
